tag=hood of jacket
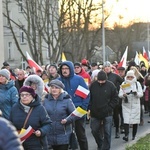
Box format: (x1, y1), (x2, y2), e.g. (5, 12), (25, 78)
(59, 61), (75, 78)
(23, 74), (44, 98)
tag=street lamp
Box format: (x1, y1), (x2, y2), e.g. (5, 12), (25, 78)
(102, 0), (105, 62)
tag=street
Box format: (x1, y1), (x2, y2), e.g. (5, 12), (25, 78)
(83, 113), (150, 150)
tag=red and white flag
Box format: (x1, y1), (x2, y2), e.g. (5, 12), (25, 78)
(117, 46), (128, 69)
(19, 126), (34, 142)
(75, 85), (89, 99)
(143, 47), (149, 61)
(26, 51), (43, 72)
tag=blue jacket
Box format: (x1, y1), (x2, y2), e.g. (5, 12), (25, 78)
(0, 117), (24, 150)
(0, 80), (18, 120)
(43, 92), (76, 145)
(58, 61), (90, 110)
(10, 95), (52, 150)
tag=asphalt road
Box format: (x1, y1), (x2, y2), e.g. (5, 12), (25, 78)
(83, 113), (150, 150)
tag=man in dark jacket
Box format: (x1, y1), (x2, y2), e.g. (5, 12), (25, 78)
(0, 117), (24, 150)
(58, 61), (90, 150)
(89, 70), (118, 150)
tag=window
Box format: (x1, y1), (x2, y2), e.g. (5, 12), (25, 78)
(8, 42), (13, 60)
(20, 26), (25, 43)
(18, 0), (23, 12)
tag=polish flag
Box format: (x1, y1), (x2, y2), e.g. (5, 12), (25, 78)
(26, 51), (43, 72)
(117, 46), (128, 69)
(71, 107), (87, 118)
(19, 126), (34, 142)
(75, 85), (89, 99)
(143, 47), (149, 61)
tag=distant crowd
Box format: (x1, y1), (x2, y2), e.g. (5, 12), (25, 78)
(0, 58), (150, 150)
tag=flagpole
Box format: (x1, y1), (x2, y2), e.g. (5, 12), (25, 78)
(102, 0), (105, 62)
(147, 22), (150, 51)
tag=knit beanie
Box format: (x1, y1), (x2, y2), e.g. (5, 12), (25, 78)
(97, 71), (107, 80)
(19, 86), (36, 98)
(0, 69), (10, 80)
(49, 64), (58, 70)
(126, 70), (135, 78)
(74, 62), (82, 67)
(48, 79), (65, 89)
(103, 61), (111, 67)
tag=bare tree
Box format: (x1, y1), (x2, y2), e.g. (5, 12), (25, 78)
(3, 0), (112, 64)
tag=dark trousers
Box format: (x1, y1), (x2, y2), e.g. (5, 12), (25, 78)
(124, 124), (138, 137)
(90, 116), (113, 150)
(113, 105), (119, 132)
(52, 144), (68, 150)
(75, 117), (88, 150)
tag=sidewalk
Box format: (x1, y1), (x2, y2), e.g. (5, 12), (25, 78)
(85, 113), (150, 150)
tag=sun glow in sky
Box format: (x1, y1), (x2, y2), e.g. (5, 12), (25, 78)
(97, 0), (150, 27)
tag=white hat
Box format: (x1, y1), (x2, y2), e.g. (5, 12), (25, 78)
(126, 70), (135, 78)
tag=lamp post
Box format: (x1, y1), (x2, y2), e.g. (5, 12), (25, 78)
(102, 0), (106, 62)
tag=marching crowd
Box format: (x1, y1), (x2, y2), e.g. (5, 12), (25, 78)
(0, 58), (150, 150)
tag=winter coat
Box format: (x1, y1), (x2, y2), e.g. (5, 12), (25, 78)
(89, 80), (118, 119)
(76, 68), (91, 86)
(0, 117), (24, 150)
(0, 80), (18, 120)
(43, 92), (76, 146)
(10, 95), (52, 150)
(119, 80), (143, 124)
(58, 61), (90, 110)
(23, 74), (47, 101)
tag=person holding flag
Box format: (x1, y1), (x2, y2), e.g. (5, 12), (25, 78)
(89, 70), (118, 150)
(58, 61), (90, 150)
(43, 79), (79, 150)
(10, 86), (52, 150)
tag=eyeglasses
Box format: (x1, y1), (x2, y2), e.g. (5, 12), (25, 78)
(61, 67), (69, 70)
(20, 94), (31, 97)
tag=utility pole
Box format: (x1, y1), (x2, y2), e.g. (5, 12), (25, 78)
(102, 0), (105, 62)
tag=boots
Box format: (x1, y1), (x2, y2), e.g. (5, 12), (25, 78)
(115, 128), (120, 138)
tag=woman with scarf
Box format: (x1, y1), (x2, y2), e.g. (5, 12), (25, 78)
(119, 70), (143, 141)
(10, 86), (52, 150)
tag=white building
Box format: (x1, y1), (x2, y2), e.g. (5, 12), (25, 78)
(3, 0), (59, 69)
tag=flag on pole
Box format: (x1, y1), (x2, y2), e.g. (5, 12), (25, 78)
(71, 107), (87, 118)
(75, 85), (89, 99)
(117, 46), (128, 69)
(138, 53), (149, 69)
(143, 47), (149, 61)
(134, 51), (140, 65)
(26, 52), (43, 72)
(19, 126), (34, 142)
(62, 52), (66, 62)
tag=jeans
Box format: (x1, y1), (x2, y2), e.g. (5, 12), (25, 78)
(90, 116), (113, 150)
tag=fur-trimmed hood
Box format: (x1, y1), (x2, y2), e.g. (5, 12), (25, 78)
(23, 74), (44, 98)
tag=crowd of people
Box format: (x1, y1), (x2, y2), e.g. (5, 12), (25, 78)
(0, 59), (149, 150)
